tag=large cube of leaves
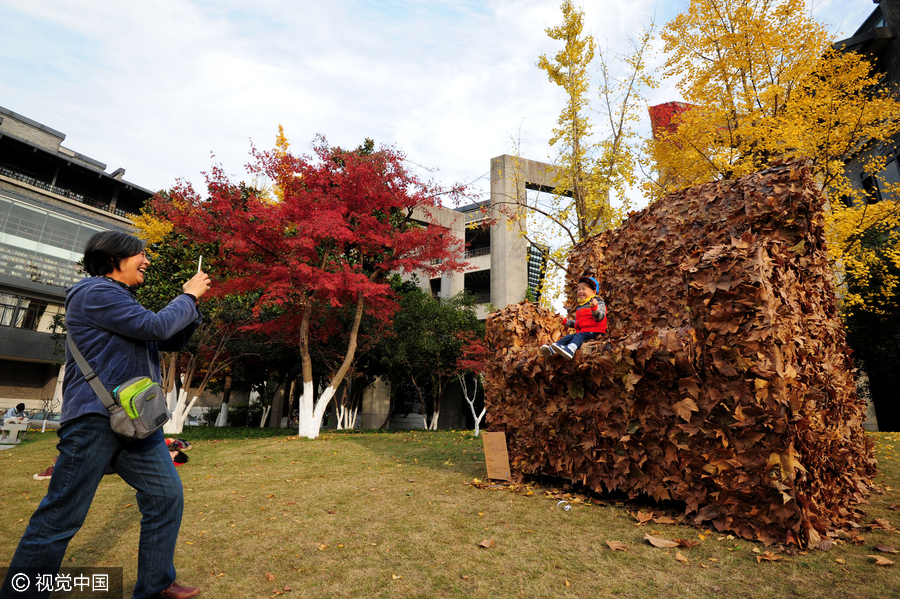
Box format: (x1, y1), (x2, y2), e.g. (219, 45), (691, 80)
(484, 160), (875, 546)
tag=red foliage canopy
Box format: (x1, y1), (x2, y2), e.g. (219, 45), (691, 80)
(151, 139), (467, 345)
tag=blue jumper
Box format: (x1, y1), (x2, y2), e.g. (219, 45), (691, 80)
(62, 277), (201, 424)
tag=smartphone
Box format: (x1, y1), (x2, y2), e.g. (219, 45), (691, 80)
(197, 256), (203, 273)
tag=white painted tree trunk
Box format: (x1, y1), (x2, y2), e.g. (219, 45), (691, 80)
(215, 402), (229, 427)
(53, 364), (65, 416)
(460, 374), (486, 436)
(336, 404), (346, 430)
(428, 410), (440, 430)
(259, 406), (271, 427)
(164, 388), (197, 435)
(297, 383), (337, 439)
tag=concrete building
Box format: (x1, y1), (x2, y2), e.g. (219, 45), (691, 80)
(0, 106), (152, 411)
(834, 0), (900, 205)
(418, 154), (555, 315)
(355, 154), (556, 429)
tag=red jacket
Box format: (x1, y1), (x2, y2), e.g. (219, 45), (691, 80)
(563, 296), (607, 334)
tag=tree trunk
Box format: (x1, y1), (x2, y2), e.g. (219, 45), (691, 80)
(215, 401), (229, 427)
(297, 294), (367, 439)
(268, 379), (287, 428)
(461, 373), (485, 436)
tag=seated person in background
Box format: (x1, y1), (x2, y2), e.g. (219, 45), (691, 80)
(539, 276), (607, 360)
(4, 403), (27, 423)
(1, 403), (28, 442)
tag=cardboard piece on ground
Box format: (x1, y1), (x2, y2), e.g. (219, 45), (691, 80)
(482, 431), (511, 481)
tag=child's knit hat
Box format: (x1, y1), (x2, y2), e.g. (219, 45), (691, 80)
(578, 276), (599, 293)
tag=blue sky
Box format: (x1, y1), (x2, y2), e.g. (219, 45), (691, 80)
(0, 0), (877, 207)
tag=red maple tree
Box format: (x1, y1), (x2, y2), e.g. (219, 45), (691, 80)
(152, 138), (467, 438)
(456, 334), (490, 436)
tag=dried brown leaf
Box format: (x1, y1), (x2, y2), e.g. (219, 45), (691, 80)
(606, 540), (627, 552)
(633, 511), (654, 525)
(644, 533), (680, 548)
(875, 544), (899, 554)
(756, 552), (784, 563)
(675, 551), (689, 563)
(479, 539), (495, 549)
(867, 555), (895, 566)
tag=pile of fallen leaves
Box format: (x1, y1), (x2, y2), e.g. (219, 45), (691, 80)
(484, 159), (876, 547)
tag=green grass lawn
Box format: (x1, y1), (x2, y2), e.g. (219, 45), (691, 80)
(2, 429), (899, 598)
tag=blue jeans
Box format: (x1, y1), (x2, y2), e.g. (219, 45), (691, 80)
(558, 331), (601, 351)
(2, 415), (183, 599)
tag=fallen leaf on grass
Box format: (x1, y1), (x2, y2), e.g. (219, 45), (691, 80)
(867, 555), (895, 566)
(889, 503), (900, 511)
(675, 552), (689, 563)
(875, 544), (900, 554)
(266, 573), (275, 581)
(283, 586), (292, 592)
(676, 539), (699, 549)
(835, 558), (846, 565)
(756, 552), (784, 563)
(565, 580), (571, 587)
(849, 534), (866, 545)
(479, 539), (495, 549)
(655, 516), (678, 525)
(606, 540), (627, 552)
(644, 533), (679, 548)
(817, 539), (834, 551)
(391, 574), (403, 580)
(871, 518), (898, 533)
(317, 544), (328, 551)
(632, 511), (654, 525)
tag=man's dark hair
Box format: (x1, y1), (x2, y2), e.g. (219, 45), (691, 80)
(15, 403), (24, 412)
(83, 231), (146, 276)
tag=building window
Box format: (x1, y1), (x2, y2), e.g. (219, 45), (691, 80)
(430, 277), (442, 298)
(527, 244), (548, 302)
(860, 154), (900, 205)
(0, 292), (64, 333)
(0, 195), (103, 287)
(465, 227), (491, 259)
(464, 270), (491, 304)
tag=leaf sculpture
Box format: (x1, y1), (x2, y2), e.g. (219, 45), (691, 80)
(484, 160), (876, 547)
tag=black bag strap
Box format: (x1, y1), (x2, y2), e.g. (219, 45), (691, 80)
(66, 335), (117, 411)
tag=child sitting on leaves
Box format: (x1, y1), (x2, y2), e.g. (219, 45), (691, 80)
(539, 276), (607, 360)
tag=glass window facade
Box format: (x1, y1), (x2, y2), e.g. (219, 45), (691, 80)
(0, 292), (63, 333)
(0, 194), (104, 288)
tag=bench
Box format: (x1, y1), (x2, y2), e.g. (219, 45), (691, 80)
(0, 422), (27, 444)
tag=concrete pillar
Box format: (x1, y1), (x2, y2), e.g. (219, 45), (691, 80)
(489, 155), (528, 308)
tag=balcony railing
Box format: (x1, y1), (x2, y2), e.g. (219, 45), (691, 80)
(465, 246), (490, 259)
(0, 165), (132, 218)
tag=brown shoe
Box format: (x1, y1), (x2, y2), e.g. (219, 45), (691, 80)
(156, 582), (200, 599)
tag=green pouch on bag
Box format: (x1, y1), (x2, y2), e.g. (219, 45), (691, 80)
(115, 378), (158, 419)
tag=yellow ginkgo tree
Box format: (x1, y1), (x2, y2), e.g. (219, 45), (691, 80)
(494, 0), (654, 306)
(647, 0), (900, 313)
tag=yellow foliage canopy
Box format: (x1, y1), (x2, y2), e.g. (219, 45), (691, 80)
(648, 0), (900, 313)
